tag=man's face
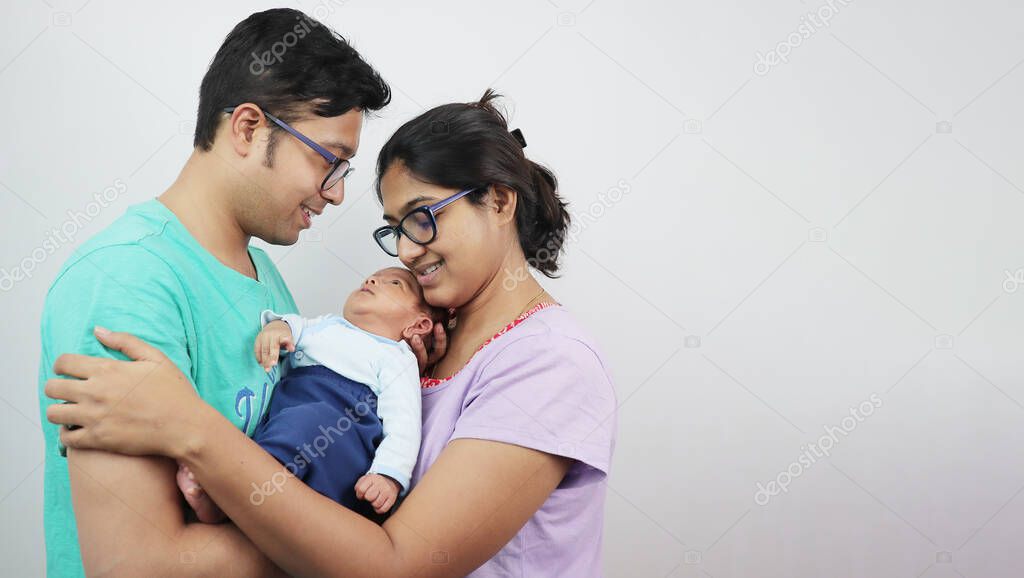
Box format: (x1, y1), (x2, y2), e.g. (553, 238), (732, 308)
(238, 108), (363, 245)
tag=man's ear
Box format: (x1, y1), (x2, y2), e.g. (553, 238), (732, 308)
(226, 103), (265, 158)
(402, 315), (434, 340)
(489, 185), (518, 227)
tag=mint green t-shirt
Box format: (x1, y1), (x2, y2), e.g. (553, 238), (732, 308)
(36, 199), (298, 577)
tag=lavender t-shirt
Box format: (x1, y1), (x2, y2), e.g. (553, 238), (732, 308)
(409, 305), (618, 577)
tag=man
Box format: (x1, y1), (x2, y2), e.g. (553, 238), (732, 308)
(37, 8), (391, 576)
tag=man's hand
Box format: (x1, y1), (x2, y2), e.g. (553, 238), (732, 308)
(354, 473), (401, 514)
(255, 320), (295, 371)
(408, 321), (448, 375)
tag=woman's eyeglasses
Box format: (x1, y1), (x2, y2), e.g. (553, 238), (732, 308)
(223, 106), (354, 191)
(372, 187), (482, 257)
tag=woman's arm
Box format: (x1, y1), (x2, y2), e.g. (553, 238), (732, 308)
(47, 328), (570, 578)
(176, 401), (570, 578)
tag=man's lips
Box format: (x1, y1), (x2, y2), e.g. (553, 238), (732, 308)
(300, 204), (324, 228)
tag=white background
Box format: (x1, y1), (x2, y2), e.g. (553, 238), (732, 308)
(3, 1), (1024, 576)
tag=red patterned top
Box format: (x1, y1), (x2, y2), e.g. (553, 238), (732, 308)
(420, 301), (560, 389)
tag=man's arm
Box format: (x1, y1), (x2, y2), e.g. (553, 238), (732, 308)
(69, 448), (279, 577)
(45, 247), (280, 576)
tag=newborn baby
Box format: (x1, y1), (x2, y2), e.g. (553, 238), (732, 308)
(178, 267), (442, 522)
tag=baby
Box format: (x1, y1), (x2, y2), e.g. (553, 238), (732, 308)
(177, 267), (442, 522)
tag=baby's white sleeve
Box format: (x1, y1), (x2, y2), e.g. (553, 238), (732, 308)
(367, 349), (422, 495)
(259, 309), (333, 347)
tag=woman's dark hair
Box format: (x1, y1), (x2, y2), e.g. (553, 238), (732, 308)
(375, 90), (570, 277)
(194, 8), (390, 157)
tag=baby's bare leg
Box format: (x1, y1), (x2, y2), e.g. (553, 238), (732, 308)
(176, 462), (226, 523)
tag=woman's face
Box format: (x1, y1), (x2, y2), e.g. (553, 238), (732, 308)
(379, 162), (510, 310)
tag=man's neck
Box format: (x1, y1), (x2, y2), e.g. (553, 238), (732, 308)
(158, 150), (255, 278)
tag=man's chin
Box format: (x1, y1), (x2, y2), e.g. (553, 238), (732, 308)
(260, 229), (302, 246)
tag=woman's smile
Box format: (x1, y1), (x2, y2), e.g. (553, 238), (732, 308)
(414, 260), (444, 286)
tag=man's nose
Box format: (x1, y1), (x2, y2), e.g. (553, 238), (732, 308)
(321, 180), (345, 206)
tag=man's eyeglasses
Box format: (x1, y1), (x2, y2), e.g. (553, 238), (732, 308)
(372, 187), (482, 257)
(223, 106), (353, 191)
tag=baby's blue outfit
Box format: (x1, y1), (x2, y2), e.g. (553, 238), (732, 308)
(255, 310), (421, 510)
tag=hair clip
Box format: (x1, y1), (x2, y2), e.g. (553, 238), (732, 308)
(510, 128), (527, 148)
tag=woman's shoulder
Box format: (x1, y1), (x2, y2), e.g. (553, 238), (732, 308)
(454, 305), (618, 475)
(480, 305), (613, 381)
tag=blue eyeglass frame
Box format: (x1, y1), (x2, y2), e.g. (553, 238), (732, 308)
(372, 187), (482, 256)
(222, 106), (353, 190)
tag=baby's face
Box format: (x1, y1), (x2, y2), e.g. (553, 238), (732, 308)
(343, 267), (429, 333)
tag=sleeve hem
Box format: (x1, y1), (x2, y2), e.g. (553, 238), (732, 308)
(366, 465), (411, 496)
(260, 310), (303, 344)
(450, 426), (610, 477)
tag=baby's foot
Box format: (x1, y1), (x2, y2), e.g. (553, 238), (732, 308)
(176, 463), (226, 523)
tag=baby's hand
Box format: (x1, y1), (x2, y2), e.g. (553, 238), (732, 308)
(255, 320), (295, 372)
(354, 473), (401, 514)
(176, 462), (225, 523)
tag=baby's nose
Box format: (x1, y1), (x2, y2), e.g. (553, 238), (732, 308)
(366, 276), (378, 286)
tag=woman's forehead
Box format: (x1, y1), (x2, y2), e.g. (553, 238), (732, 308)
(380, 167), (444, 219)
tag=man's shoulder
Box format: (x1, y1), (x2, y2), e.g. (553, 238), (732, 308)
(47, 201), (185, 301)
(58, 200), (177, 271)
(39, 203), (195, 385)
(77, 199), (175, 250)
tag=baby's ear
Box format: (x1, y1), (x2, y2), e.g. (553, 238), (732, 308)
(402, 315), (433, 340)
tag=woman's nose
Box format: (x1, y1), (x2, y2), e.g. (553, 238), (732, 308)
(397, 234), (426, 264)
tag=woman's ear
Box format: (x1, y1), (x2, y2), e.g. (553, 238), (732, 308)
(489, 185), (518, 226)
(402, 315), (434, 340)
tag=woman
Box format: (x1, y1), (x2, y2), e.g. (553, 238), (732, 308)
(45, 91), (618, 577)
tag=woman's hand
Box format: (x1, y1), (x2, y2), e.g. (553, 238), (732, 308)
(44, 326), (207, 459)
(408, 320), (448, 376)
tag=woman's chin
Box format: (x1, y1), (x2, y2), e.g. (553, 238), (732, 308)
(422, 284), (453, 309)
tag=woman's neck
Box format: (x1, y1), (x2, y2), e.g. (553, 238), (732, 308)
(448, 259), (552, 356)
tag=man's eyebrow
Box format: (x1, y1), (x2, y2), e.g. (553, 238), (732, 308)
(382, 195), (437, 221)
(325, 141), (356, 158)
